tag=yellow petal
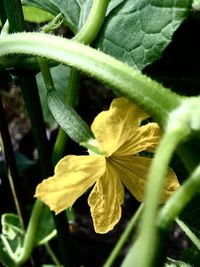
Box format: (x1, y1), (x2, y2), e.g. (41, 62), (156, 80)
(88, 161), (124, 233)
(110, 155), (179, 202)
(115, 123), (161, 156)
(91, 97), (147, 157)
(35, 155), (106, 214)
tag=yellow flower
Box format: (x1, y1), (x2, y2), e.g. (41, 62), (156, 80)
(35, 97), (179, 233)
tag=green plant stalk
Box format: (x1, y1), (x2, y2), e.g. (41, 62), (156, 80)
(19, 66), (76, 267)
(18, 74), (55, 176)
(74, 0), (109, 44)
(0, 1), (7, 25)
(38, 58), (55, 91)
(52, 68), (79, 166)
(44, 242), (62, 266)
(15, 200), (44, 266)
(121, 128), (189, 267)
(0, 96), (27, 228)
(175, 219), (200, 250)
(3, 0), (25, 32)
(103, 204), (144, 267)
(157, 164), (200, 230)
(4, 0), (76, 265)
(0, 32), (182, 126)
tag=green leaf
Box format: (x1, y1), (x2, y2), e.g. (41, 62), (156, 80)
(22, 0), (91, 32)
(22, 0), (124, 32)
(0, 238), (15, 267)
(1, 214), (24, 241)
(36, 64), (71, 128)
(95, 0), (192, 70)
(1, 209), (56, 251)
(23, 6), (53, 23)
(1, 214), (24, 258)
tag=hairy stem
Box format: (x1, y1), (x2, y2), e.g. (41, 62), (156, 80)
(157, 165), (200, 230)
(0, 32), (182, 126)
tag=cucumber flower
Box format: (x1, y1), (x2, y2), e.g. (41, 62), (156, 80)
(35, 97), (179, 233)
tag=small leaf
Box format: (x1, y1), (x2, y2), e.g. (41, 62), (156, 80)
(1, 214), (23, 240)
(1, 214), (24, 257)
(95, 0), (192, 70)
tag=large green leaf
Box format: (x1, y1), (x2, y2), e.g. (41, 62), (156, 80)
(22, 0), (124, 32)
(95, 0), (192, 70)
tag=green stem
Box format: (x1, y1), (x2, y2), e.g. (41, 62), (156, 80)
(175, 219), (200, 250)
(19, 66), (76, 267)
(18, 74), (54, 175)
(0, 32), (182, 126)
(3, 0), (25, 32)
(2, 1), (75, 266)
(74, 0), (109, 44)
(38, 58), (55, 91)
(16, 200), (44, 265)
(0, 95), (27, 228)
(122, 128), (189, 267)
(52, 68), (79, 165)
(0, 1), (7, 25)
(103, 204), (144, 267)
(44, 242), (62, 266)
(157, 164), (200, 230)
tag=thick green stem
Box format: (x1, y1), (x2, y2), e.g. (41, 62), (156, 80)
(18, 74), (54, 175)
(74, 0), (109, 44)
(0, 96), (27, 227)
(122, 128), (189, 267)
(157, 165), (200, 230)
(52, 68), (79, 165)
(3, 0), (25, 32)
(16, 200), (43, 265)
(38, 58), (55, 91)
(0, 1), (7, 25)
(103, 204), (144, 267)
(0, 32), (182, 126)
